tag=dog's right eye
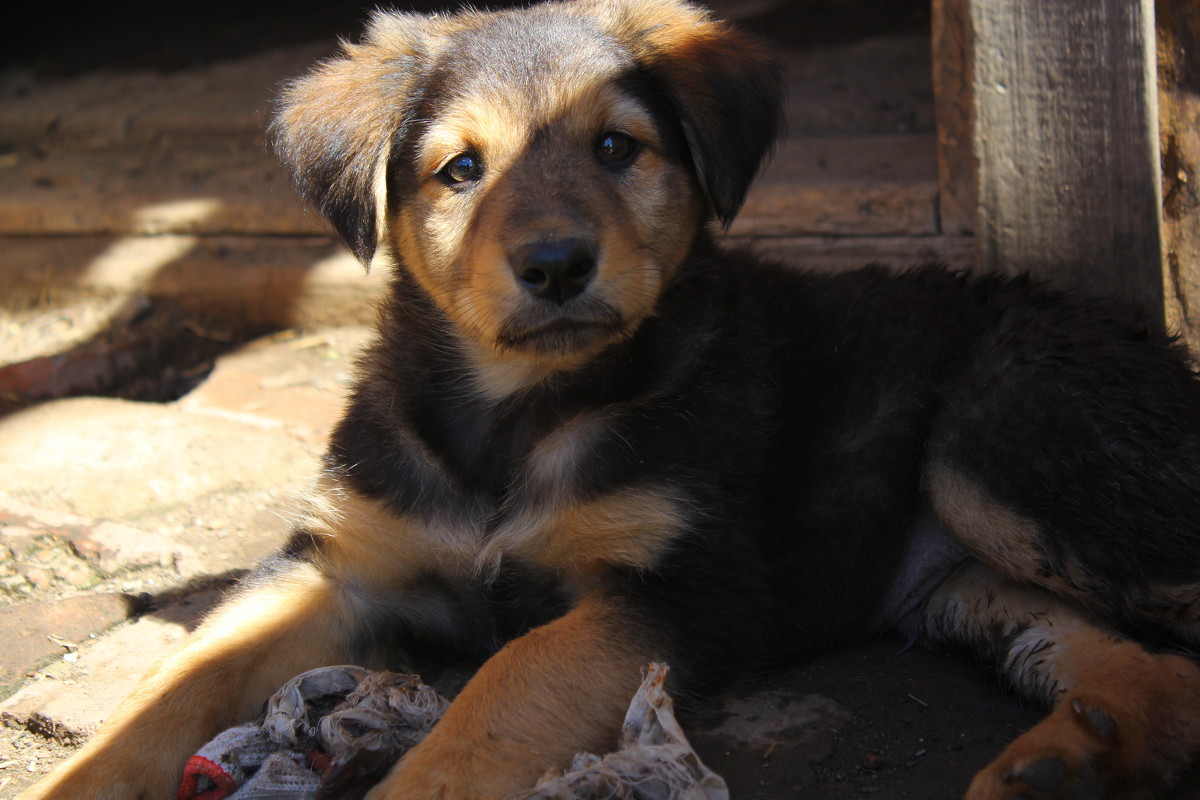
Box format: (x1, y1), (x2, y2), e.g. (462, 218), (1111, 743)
(440, 153), (483, 184)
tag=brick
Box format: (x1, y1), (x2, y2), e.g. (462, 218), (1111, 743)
(0, 595), (132, 698)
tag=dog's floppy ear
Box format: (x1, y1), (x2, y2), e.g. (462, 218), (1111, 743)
(602, 0), (784, 226)
(271, 12), (430, 265)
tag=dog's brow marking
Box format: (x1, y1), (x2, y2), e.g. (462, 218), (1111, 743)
(423, 95), (529, 170)
(603, 93), (662, 149)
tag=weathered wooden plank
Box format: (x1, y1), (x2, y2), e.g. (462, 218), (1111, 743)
(1157, 0), (1200, 345)
(931, 0), (977, 237)
(779, 34), (936, 137)
(0, 44), (328, 147)
(728, 235), (974, 272)
(971, 0), (1164, 319)
(732, 135), (939, 237)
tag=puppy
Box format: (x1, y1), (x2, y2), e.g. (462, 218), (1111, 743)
(22, 1), (1200, 798)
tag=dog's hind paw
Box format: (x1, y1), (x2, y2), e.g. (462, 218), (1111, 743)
(965, 697), (1113, 800)
(966, 643), (1200, 800)
(969, 755), (1103, 800)
(998, 757), (1102, 800)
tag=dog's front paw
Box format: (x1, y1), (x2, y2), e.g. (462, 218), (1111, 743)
(360, 741), (536, 800)
(19, 743), (182, 800)
(362, 764), (511, 800)
(21, 771), (166, 800)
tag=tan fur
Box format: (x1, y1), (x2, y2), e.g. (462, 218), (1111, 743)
(932, 467), (1200, 647)
(461, 342), (566, 401)
(925, 464), (1095, 601)
(365, 595), (658, 800)
(486, 486), (689, 580)
(921, 562), (1104, 701)
(524, 410), (611, 498)
(926, 466), (1047, 580)
(302, 472), (478, 586)
(968, 652), (1200, 800)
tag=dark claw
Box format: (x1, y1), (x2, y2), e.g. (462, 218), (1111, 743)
(1065, 762), (1103, 800)
(1003, 756), (1103, 800)
(1071, 699), (1116, 740)
(1015, 758), (1068, 794)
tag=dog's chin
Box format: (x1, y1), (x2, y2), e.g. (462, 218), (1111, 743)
(494, 300), (632, 362)
(497, 317), (627, 359)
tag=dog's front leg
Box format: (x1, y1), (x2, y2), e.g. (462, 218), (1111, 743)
(366, 594), (658, 800)
(20, 561), (356, 800)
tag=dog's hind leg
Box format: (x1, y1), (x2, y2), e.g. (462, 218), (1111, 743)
(921, 291), (1200, 623)
(914, 560), (1200, 800)
(923, 460), (1200, 797)
(914, 302), (1200, 795)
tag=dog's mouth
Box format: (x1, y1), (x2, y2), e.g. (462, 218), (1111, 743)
(496, 307), (627, 355)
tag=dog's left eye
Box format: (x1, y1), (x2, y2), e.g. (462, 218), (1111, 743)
(596, 132), (638, 166)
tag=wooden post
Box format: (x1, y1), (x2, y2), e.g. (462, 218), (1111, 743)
(934, 0), (1169, 329)
(973, 0), (1164, 321)
(1157, 0), (1200, 345)
(931, 0), (977, 237)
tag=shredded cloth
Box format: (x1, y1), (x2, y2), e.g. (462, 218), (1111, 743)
(178, 663), (726, 800)
(516, 663), (728, 800)
(177, 666), (447, 800)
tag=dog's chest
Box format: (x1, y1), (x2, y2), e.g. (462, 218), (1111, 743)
(415, 405), (687, 580)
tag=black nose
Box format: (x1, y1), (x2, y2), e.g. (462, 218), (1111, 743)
(511, 239), (597, 304)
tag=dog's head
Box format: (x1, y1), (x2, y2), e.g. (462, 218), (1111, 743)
(273, 0), (782, 381)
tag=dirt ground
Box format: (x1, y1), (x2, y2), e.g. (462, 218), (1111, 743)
(684, 638), (1043, 799)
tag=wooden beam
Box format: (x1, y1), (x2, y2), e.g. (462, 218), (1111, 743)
(967, 0), (1165, 323)
(1157, 0), (1200, 344)
(931, 0), (977, 237)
